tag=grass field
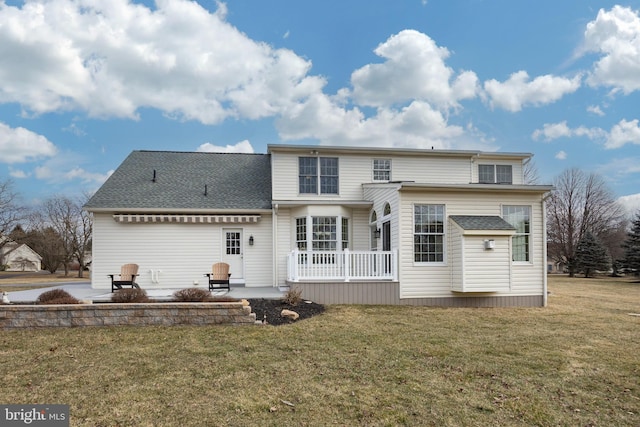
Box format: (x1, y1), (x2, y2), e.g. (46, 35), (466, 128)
(1, 275), (639, 426)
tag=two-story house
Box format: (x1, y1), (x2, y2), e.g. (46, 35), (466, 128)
(84, 144), (553, 307)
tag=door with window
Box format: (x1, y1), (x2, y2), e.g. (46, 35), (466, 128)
(382, 220), (391, 273)
(222, 229), (244, 283)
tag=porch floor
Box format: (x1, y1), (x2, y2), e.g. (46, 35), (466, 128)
(6, 283), (285, 303)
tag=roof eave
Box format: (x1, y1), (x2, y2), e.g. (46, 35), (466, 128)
(84, 207), (273, 214)
(399, 183), (554, 193)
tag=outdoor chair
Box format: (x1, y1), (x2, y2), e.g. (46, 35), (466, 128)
(205, 262), (231, 291)
(108, 263), (140, 292)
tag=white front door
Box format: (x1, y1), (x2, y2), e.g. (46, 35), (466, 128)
(222, 229), (244, 284)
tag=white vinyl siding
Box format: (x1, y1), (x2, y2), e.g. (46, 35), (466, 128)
(398, 191), (545, 299)
(91, 213), (273, 289)
(272, 151), (476, 200)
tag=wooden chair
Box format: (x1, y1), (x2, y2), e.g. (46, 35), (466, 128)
(108, 263), (140, 292)
(205, 262), (231, 291)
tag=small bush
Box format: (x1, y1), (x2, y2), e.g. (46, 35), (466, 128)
(111, 288), (150, 303)
(282, 287), (303, 306)
(173, 288), (214, 302)
(40, 296), (82, 305)
(37, 289), (80, 305)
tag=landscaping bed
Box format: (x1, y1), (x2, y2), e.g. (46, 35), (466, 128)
(248, 298), (325, 326)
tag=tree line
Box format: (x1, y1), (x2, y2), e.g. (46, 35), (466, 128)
(547, 168), (640, 278)
(0, 179), (92, 277)
(1, 167), (640, 279)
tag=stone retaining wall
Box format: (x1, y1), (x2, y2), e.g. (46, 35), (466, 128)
(0, 302), (256, 329)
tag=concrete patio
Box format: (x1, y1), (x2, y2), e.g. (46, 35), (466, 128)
(5, 282), (285, 304)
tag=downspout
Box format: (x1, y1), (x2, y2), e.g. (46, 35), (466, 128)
(542, 191), (552, 307)
(272, 203), (278, 288)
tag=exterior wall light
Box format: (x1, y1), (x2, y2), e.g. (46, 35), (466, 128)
(249, 235), (254, 246)
(374, 228), (381, 239)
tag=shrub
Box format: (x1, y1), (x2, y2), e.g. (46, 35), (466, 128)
(111, 288), (150, 303)
(36, 289), (80, 305)
(173, 288), (214, 302)
(40, 296), (82, 305)
(282, 287), (303, 306)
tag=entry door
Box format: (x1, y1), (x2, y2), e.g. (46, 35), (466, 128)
(222, 229), (244, 283)
(382, 221), (391, 273)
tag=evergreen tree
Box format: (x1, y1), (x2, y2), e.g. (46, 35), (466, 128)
(623, 212), (640, 275)
(575, 231), (610, 278)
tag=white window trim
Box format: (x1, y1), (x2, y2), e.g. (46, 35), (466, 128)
(413, 203), (447, 266)
(502, 204), (533, 264)
(372, 158), (392, 182)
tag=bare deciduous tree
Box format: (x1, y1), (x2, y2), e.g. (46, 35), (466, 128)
(39, 195), (93, 277)
(0, 179), (27, 267)
(547, 168), (625, 276)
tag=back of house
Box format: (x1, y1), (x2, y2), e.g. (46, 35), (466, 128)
(85, 144), (553, 307)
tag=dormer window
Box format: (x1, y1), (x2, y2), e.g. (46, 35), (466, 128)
(479, 164), (512, 184)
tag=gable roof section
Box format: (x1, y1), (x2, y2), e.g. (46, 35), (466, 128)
(450, 215), (516, 233)
(85, 151), (272, 212)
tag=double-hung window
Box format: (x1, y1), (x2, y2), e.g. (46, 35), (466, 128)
(373, 159), (391, 181)
(414, 204), (445, 263)
(296, 216), (350, 252)
(299, 157), (339, 194)
(503, 205), (530, 262)
(479, 164), (512, 184)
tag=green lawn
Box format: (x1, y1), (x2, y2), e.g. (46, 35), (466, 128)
(1, 275), (639, 426)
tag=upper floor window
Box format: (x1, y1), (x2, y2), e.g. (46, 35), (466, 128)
(503, 205), (530, 262)
(479, 164), (512, 184)
(373, 159), (391, 181)
(414, 204), (445, 263)
(299, 157), (339, 194)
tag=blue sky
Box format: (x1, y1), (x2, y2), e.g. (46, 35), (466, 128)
(1, 0), (640, 213)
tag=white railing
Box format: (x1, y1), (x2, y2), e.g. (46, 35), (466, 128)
(287, 249), (397, 282)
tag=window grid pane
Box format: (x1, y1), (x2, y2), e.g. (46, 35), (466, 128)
(342, 217), (349, 250)
(299, 157), (317, 193)
(320, 158), (339, 194)
(312, 217), (337, 250)
(226, 232), (241, 255)
(496, 165), (513, 184)
(503, 205), (530, 261)
(414, 204), (445, 263)
(478, 165), (495, 183)
(373, 159), (391, 181)
(295, 217), (307, 251)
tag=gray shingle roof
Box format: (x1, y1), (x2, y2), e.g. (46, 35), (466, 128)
(84, 151), (272, 211)
(449, 215), (515, 231)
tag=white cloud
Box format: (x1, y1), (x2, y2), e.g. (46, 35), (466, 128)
(0, 122), (57, 163)
(618, 193), (640, 217)
(350, 30), (479, 110)
(555, 151), (567, 160)
(196, 140), (255, 153)
(30, 150), (111, 188)
(531, 121), (606, 142)
(587, 105), (605, 116)
(8, 168), (29, 178)
(583, 6), (640, 93)
(484, 71), (581, 112)
(276, 94), (496, 150)
(605, 119), (640, 149)
(0, 0), (322, 124)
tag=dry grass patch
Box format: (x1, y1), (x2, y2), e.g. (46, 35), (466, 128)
(1, 275), (639, 426)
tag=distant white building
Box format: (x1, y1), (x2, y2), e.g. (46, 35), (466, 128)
(0, 237), (42, 272)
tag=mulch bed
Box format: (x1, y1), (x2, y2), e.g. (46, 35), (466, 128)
(247, 298), (325, 326)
